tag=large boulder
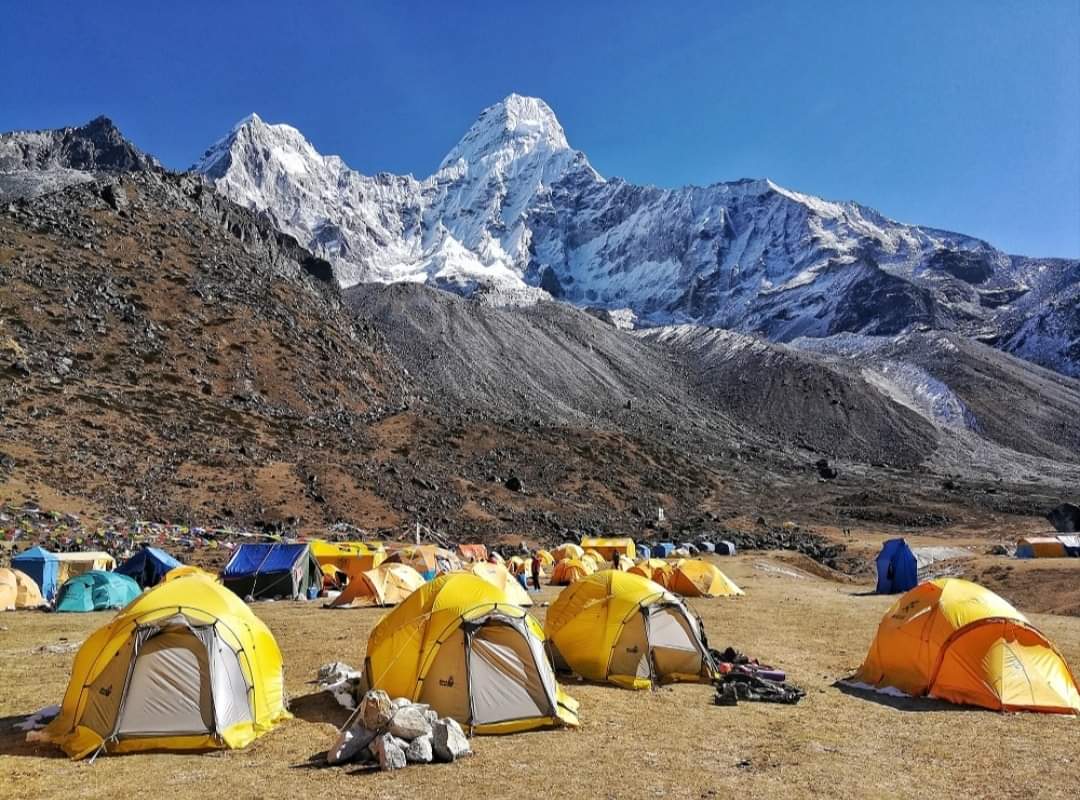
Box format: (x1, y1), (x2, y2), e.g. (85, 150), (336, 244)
(431, 717), (471, 763)
(369, 733), (408, 771)
(405, 733), (434, 764)
(327, 723), (376, 766)
(1047, 503), (1080, 533)
(388, 704), (432, 741)
(359, 689), (393, 730)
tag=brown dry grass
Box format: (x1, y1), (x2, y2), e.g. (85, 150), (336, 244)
(2, 556), (1079, 799)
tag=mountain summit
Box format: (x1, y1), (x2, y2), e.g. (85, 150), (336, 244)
(191, 95), (1079, 377)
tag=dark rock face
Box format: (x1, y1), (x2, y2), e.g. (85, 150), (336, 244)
(0, 116), (158, 174)
(927, 249), (995, 284)
(1047, 503), (1080, 533)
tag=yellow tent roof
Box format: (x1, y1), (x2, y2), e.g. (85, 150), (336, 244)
(535, 549), (555, 567)
(364, 573), (578, 734)
(553, 543), (584, 561)
(551, 558), (595, 585)
(580, 537), (636, 559)
(545, 570), (713, 689)
(0, 567), (44, 610)
(42, 573), (290, 758)
(467, 562), (533, 606)
(855, 578), (1080, 713)
(328, 562), (425, 608)
(162, 565), (219, 583)
(667, 560), (743, 597)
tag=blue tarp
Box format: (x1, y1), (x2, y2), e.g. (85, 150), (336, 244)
(875, 538), (918, 594)
(12, 546), (61, 602)
(116, 546), (183, 588)
(223, 543), (309, 577)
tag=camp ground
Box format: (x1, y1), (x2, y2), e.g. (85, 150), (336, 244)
(2, 532), (1080, 799)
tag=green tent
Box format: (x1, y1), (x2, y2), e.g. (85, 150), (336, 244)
(54, 570), (141, 613)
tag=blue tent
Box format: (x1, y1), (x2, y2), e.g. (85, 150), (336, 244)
(116, 546), (183, 588)
(875, 538), (918, 594)
(55, 570), (140, 612)
(222, 542), (322, 600)
(654, 543), (675, 558)
(697, 541), (716, 554)
(716, 541), (736, 556)
(637, 545), (651, 559)
(11, 546), (61, 602)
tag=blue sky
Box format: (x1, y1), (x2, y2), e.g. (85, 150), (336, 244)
(2, 1), (1077, 256)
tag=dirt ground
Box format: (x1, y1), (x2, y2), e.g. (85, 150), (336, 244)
(2, 554), (1079, 800)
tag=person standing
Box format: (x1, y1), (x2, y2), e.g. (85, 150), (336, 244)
(530, 552), (542, 591)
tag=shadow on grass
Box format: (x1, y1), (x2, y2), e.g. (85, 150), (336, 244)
(0, 715), (67, 759)
(833, 681), (982, 713)
(289, 691), (353, 728)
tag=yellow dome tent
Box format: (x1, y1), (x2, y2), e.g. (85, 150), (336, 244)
(364, 573), (579, 734)
(553, 543), (584, 562)
(162, 565), (219, 583)
(535, 549), (555, 568)
(327, 562), (425, 608)
(854, 578), (1080, 713)
(551, 558), (595, 585)
(583, 548), (606, 565)
(0, 567), (44, 610)
(41, 572), (290, 758)
(628, 558), (673, 585)
(468, 562), (533, 607)
(666, 560), (743, 597)
(545, 570), (716, 689)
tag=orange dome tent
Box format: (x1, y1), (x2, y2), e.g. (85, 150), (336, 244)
(854, 578), (1080, 713)
(551, 558), (595, 586)
(327, 563), (425, 608)
(629, 558), (673, 586)
(0, 567), (44, 610)
(666, 560), (743, 598)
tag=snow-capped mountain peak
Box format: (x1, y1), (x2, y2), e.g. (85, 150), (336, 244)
(438, 94), (571, 171)
(190, 95), (1080, 377)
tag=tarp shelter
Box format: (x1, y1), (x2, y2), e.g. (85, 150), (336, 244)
(579, 537), (636, 561)
(55, 571), (141, 613)
(875, 538), (919, 593)
(665, 560), (743, 598)
(222, 543), (322, 600)
(55, 552), (116, 583)
(309, 540), (386, 576)
(654, 543), (675, 558)
(552, 543), (584, 562)
(458, 544), (489, 563)
(716, 541), (736, 556)
(551, 558), (595, 585)
(11, 546), (60, 602)
(1016, 537), (1068, 559)
(116, 546), (183, 589)
(327, 563), (425, 608)
(854, 578), (1080, 713)
(41, 572), (289, 758)
(545, 570), (716, 689)
(383, 545), (461, 580)
(364, 573), (579, 734)
(468, 562), (533, 606)
(0, 567), (44, 610)
(1058, 535), (1080, 557)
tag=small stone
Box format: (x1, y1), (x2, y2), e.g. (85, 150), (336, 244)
(359, 689), (393, 730)
(388, 704), (432, 741)
(432, 717), (470, 763)
(504, 475), (523, 492)
(369, 732), (407, 771)
(405, 733), (433, 764)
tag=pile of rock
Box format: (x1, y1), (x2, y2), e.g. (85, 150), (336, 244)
(327, 689), (471, 771)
